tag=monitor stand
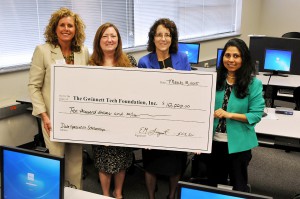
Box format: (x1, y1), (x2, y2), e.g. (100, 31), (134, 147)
(190, 64), (198, 70)
(263, 71), (288, 77)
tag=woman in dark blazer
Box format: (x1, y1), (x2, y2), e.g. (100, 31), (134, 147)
(138, 50), (190, 70)
(138, 18), (191, 199)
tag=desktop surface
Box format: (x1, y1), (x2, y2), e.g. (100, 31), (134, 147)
(256, 108), (300, 139)
(0, 187), (112, 199)
(256, 73), (300, 87)
(64, 187), (113, 199)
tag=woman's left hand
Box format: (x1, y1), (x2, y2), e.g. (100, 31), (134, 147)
(214, 108), (231, 119)
(163, 67), (174, 71)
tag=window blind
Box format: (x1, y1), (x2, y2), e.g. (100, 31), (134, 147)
(0, 0), (241, 70)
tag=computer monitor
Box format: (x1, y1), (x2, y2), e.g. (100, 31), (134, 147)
(178, 42), (200, 65)
(177, 181), (273, 199)
(0, 145), (64, 199)
(263, 48), (292, 77)
(216, 48), (224, 70)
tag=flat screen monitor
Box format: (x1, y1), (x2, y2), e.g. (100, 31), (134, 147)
(216, 48), (224, 69)
(178, 42), (200, 65)
(263, 48), (292, 77)
(177, 181), (273, 199)
(0, 145), (64, 199)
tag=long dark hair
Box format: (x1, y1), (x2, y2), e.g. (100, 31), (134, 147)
(147, 18), (178, 53)
(216, 38), (254, 98)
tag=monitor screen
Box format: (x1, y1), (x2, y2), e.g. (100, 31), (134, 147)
(263, 48), (292, 76)
(177, 181), (273, 199)
(178, 42), (200, 64)
(216, 48), (224, 69)
(0, 146), (64, 199)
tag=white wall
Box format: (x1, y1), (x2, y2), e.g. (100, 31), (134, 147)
(259, 0), (300, 37)
(0, 69), (31, 107)
(0, 0), (299, 146)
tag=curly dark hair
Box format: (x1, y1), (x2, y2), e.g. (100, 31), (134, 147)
(216, 38), (255, 98)
(44, 7), (86, 52)
(147, 18), (178, 53)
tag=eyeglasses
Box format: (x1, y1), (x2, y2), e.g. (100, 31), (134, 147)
(223, 53), (241, 59)
(155, 33), (172, 39)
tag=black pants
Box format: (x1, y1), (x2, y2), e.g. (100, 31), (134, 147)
(207, 141), (252, 192)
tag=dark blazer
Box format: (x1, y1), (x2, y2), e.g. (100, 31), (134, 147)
(138, 52), (191, 71)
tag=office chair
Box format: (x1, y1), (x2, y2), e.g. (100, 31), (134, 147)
(293, 87), (300, 110)
(282, 32), (300, 38)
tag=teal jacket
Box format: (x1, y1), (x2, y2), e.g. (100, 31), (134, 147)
(213, 77), (265, 154)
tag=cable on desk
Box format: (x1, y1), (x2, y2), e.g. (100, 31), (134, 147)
(264, 75), (273, 107)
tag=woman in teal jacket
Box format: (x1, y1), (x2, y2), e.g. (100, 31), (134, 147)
(207, 38), (265, 192)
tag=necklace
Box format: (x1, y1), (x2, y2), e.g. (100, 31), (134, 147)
(226, 79), (234, 85)
(160, 56), (171, 69)
(63, 51), (74, 64)
(227, 74), (236, 79)
(162, 60), (166, 68)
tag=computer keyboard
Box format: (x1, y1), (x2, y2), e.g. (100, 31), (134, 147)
(278, 88), (294, 95)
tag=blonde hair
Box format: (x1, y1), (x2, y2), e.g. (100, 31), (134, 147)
(89, 22), (132, 67)
(44, 7), (86, 52)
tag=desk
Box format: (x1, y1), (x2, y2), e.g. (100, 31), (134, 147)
(0, 187), (113, 199)
(64, 187), (113, 198)
(0, 102), (31, 120)
(0, 100), (38, 147)
(195, 68), (300, 87)
(196, 66), (216, 73)
(256, 73), (300, 107)
(256, 73), (300, 87)
(256, 108), (300, 151)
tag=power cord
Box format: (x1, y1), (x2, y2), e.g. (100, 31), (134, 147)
(64, 180), (77, 189)
(264, 75), (273, 107)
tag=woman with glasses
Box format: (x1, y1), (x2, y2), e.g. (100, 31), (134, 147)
(89, 22), (136, 199)
(138, 18), (190, 71)
(207, 38), (265, 192)
(138, 18), (191, 199)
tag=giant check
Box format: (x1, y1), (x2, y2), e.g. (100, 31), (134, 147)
(51, 65), (216, 153)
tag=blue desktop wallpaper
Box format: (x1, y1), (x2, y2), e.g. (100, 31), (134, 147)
(180, 187), (245, 199)
(264, 49), (292, 72)
(178, 43), (200, 64)
(3, 150), (61, 199)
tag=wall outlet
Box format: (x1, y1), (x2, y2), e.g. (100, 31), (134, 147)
(204, 62), (209, 68)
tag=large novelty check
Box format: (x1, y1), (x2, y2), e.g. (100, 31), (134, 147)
(51, 65), (216, 153)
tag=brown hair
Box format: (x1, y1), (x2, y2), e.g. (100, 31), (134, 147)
(44, 7), (86, 52)
(89, 22), (132, 67)
(147, 18), (179, 53)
